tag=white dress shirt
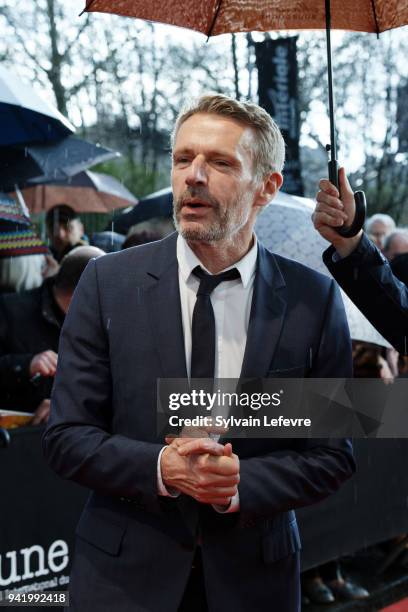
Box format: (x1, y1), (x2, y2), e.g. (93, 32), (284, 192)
(157, 233), (258, 513)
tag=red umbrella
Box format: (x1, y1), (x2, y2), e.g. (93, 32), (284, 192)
(82, 1), (408, 34)
(82, 0), (408, 235)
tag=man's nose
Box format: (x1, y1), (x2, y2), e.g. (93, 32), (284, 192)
(185, 156), (208, 187)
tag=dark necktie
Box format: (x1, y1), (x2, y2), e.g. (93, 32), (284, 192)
(191, 265), (240, 379)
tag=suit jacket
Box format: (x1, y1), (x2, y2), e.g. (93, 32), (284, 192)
(43, 232), (355, 612)
(324, 233), (408, 355)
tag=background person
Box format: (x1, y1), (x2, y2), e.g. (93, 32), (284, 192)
(46, 204), (88, 262)
(0, 246), (104, 424)
(0, 195), (51, 293)
(312, 168), (408, 354)
(383, 229), (408, 262)
(365, 213), (396, 250)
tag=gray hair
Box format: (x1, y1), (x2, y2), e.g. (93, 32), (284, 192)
(172, 93), (285, 179)
(365, 213), (396, 233)
(0, 255), (45, 293)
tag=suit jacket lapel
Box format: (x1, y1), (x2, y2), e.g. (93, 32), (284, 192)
(145, 233), (188, 379)
(145, 235), (198, 537)
(240, 243), (287, 378)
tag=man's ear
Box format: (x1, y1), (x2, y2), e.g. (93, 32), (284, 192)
(254, 172), (283, 209)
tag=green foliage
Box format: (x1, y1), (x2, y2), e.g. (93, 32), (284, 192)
(92, 156), (168, 199)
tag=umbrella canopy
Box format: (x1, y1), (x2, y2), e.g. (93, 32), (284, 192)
(0, 193), (49, 259)
(0, 66), (74, 147)
(83, 1), (408, 36)
(0, 136), (120, 193)
(111, 186), (172, 234)
(255, 192), (391, 347)
(19, 170), (138, 214)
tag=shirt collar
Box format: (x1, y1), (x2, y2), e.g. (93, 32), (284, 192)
(177, 233), (257, 289)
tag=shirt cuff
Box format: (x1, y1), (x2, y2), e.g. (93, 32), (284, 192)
(212, 491), (240, 514)
(157, 446), (180, 498)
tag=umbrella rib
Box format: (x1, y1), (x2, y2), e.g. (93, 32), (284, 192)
(370, 0), (380, 35)
(80, 0), (96, 16)
(206, 0), (223, 39)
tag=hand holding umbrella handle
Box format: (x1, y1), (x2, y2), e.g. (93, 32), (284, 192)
(328, 160), (366, 238)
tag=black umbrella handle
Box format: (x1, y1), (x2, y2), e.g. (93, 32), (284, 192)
(328, 160), (366, 238)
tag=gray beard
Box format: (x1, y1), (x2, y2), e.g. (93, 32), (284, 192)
(173, 209), (229, 242)
(173, 193), (251, 243)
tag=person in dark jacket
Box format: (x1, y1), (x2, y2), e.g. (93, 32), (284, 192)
(43, 94), (355, 612)
(0, 246), (104, 423)
(313, 168), (408, 355)
(46, 204), (88, 262)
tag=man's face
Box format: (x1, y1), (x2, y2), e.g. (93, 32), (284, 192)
(368, 221), (389, 249)
(171, 113), (263, 243)
(384, 234), (408, 261)
(47, 218), (83, 253)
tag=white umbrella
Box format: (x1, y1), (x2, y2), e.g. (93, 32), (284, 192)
(0, 66), (74, 146)
(255, 191), (391, 348)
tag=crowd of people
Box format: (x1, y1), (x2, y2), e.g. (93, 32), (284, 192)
(0, 198), (168, 424)
(1, 93), (407, 611)
(2, 198), (406, 433)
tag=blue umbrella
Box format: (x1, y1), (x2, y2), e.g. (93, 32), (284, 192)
(0, 136), (120, 193)
(111, 186), (172, 234)
(0, 66), (74, 146)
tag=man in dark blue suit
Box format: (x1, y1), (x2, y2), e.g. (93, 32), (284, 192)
(313, 168), (407, 354)
(43, 94), (355, 612)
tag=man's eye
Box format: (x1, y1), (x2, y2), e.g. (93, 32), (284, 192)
(174, 157), (189, 164)
(214, 160), (230, 167)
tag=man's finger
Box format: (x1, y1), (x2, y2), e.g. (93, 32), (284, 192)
(48, 354), (58, 368)
(42, 356), (56, 370)
(195, 454), (239, 476)
(338, 166), (354, 197)
(196, 486), (238, 500)
(38, 360), (52, 376)
(318, 178), (339, 197)
(36, 355), (57, 375)
(177, 438), (225, 456)
(180, 425), (227, 438)
(313, 211), (345, 229)
(314, 202), (348, 221)
(43, 351), (58, 369)
(223, 443), (233, 457)
(316, 190), (344, 210)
